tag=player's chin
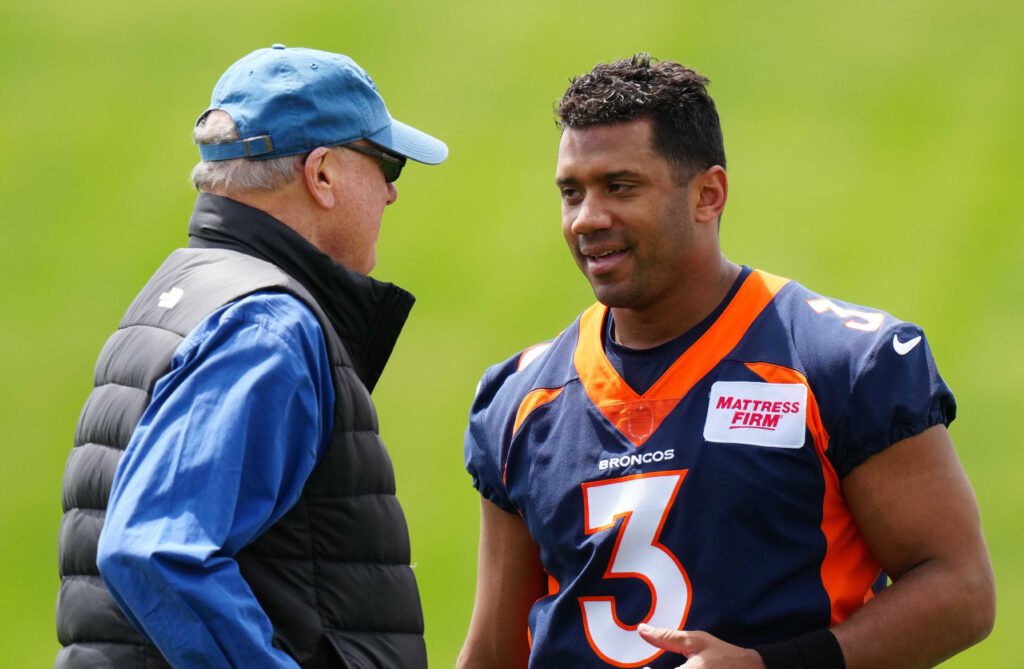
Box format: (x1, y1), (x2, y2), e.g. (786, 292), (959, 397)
(588, 281), (641, 309)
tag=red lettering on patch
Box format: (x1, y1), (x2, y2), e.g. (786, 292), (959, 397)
(729, 409), (782, 431)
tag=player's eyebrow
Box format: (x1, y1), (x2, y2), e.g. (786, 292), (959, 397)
(556, 170), (642, 187)
(603, 169), (641, 180)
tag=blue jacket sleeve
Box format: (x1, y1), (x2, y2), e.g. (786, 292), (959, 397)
(96, 291), (334, 668)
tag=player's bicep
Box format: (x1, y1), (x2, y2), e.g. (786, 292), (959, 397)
(835, 425), (995, 667)
(841, 425), (988, 581)
(458, 497), (546, 669)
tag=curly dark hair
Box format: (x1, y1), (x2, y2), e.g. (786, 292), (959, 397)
(556, 53), (726, 178)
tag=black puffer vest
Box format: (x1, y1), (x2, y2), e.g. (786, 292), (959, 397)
(56, 194), (426, 668)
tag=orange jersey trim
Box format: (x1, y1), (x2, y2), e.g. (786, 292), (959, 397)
(507, 387), (567, 490)
(547, 572), (560, 597)
(513, 387), (566, 436)
(573, 270), (790, 447)
(745, 361), (881, 624)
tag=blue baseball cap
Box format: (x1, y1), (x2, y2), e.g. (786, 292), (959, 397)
(197, 44), (447, 164)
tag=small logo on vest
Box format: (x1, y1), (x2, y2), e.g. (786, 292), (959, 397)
(158, 287), (184, 309)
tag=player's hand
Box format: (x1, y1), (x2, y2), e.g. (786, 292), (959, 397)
(638, 624), (766, 669)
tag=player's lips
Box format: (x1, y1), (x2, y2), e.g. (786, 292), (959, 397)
(581, 245), (628, 274)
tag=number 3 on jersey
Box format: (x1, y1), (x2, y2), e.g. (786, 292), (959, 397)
(580, 471), (692, 667)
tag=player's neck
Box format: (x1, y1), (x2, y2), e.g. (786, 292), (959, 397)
(610, 258), (741, 350)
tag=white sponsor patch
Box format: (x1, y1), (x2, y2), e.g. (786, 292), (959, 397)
(703, 381), (807, 448)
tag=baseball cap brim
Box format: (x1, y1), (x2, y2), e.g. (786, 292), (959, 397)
(367, 118), (448, 165)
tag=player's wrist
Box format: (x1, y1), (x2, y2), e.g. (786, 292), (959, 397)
(753, 628), (845, 669)
(744, 646), (768, 668)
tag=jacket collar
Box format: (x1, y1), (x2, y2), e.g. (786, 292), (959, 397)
(186, 192), (414, 392)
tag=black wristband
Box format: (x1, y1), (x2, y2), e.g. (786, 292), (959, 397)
(754, 628), (845, 669)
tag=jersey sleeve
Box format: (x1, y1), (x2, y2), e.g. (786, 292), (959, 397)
(828, 321), (956, 478)
(464, 353), (528, 514)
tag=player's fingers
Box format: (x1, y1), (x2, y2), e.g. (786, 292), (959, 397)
(637, 624), (708, 657)
(637, 622), (677, 649)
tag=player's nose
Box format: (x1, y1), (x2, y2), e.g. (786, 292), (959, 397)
(569, 195), (613, 236)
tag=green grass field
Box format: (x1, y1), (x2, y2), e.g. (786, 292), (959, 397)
(2, 0), (1021, 666)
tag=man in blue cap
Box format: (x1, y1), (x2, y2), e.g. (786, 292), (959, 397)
(56, 45), (447, 668)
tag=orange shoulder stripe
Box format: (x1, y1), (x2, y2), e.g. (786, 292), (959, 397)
(513, 386), (566, 437)
(745, 361), (881, 624)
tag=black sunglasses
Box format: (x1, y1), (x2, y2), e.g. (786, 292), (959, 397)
(341, 143), (406, 183)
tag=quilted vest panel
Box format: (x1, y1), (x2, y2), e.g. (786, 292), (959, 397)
(56, 248), (425, 669)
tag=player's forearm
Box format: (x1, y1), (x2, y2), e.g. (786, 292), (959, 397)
(457, 606), (533, 669)
(456, 578), (535, 669)
(458, 499), (547, 669)
(457, 639), (528, 669)
(832, 556), (995, 668)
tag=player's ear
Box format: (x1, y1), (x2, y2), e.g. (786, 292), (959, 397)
(303, 146), (336, 209)
(691, 165), (727, 224)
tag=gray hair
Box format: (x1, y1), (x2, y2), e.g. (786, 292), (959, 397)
(190, 111), (305, 193)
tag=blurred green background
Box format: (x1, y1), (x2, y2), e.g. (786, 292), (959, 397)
(2, 0), (1021, 666)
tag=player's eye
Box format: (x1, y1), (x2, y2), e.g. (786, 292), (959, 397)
(560, 186), (582, 203)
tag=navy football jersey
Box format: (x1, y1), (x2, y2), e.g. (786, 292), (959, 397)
(465, 269), (955, 668)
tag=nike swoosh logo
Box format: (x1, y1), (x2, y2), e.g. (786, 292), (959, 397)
(893, 334), (922, 355)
